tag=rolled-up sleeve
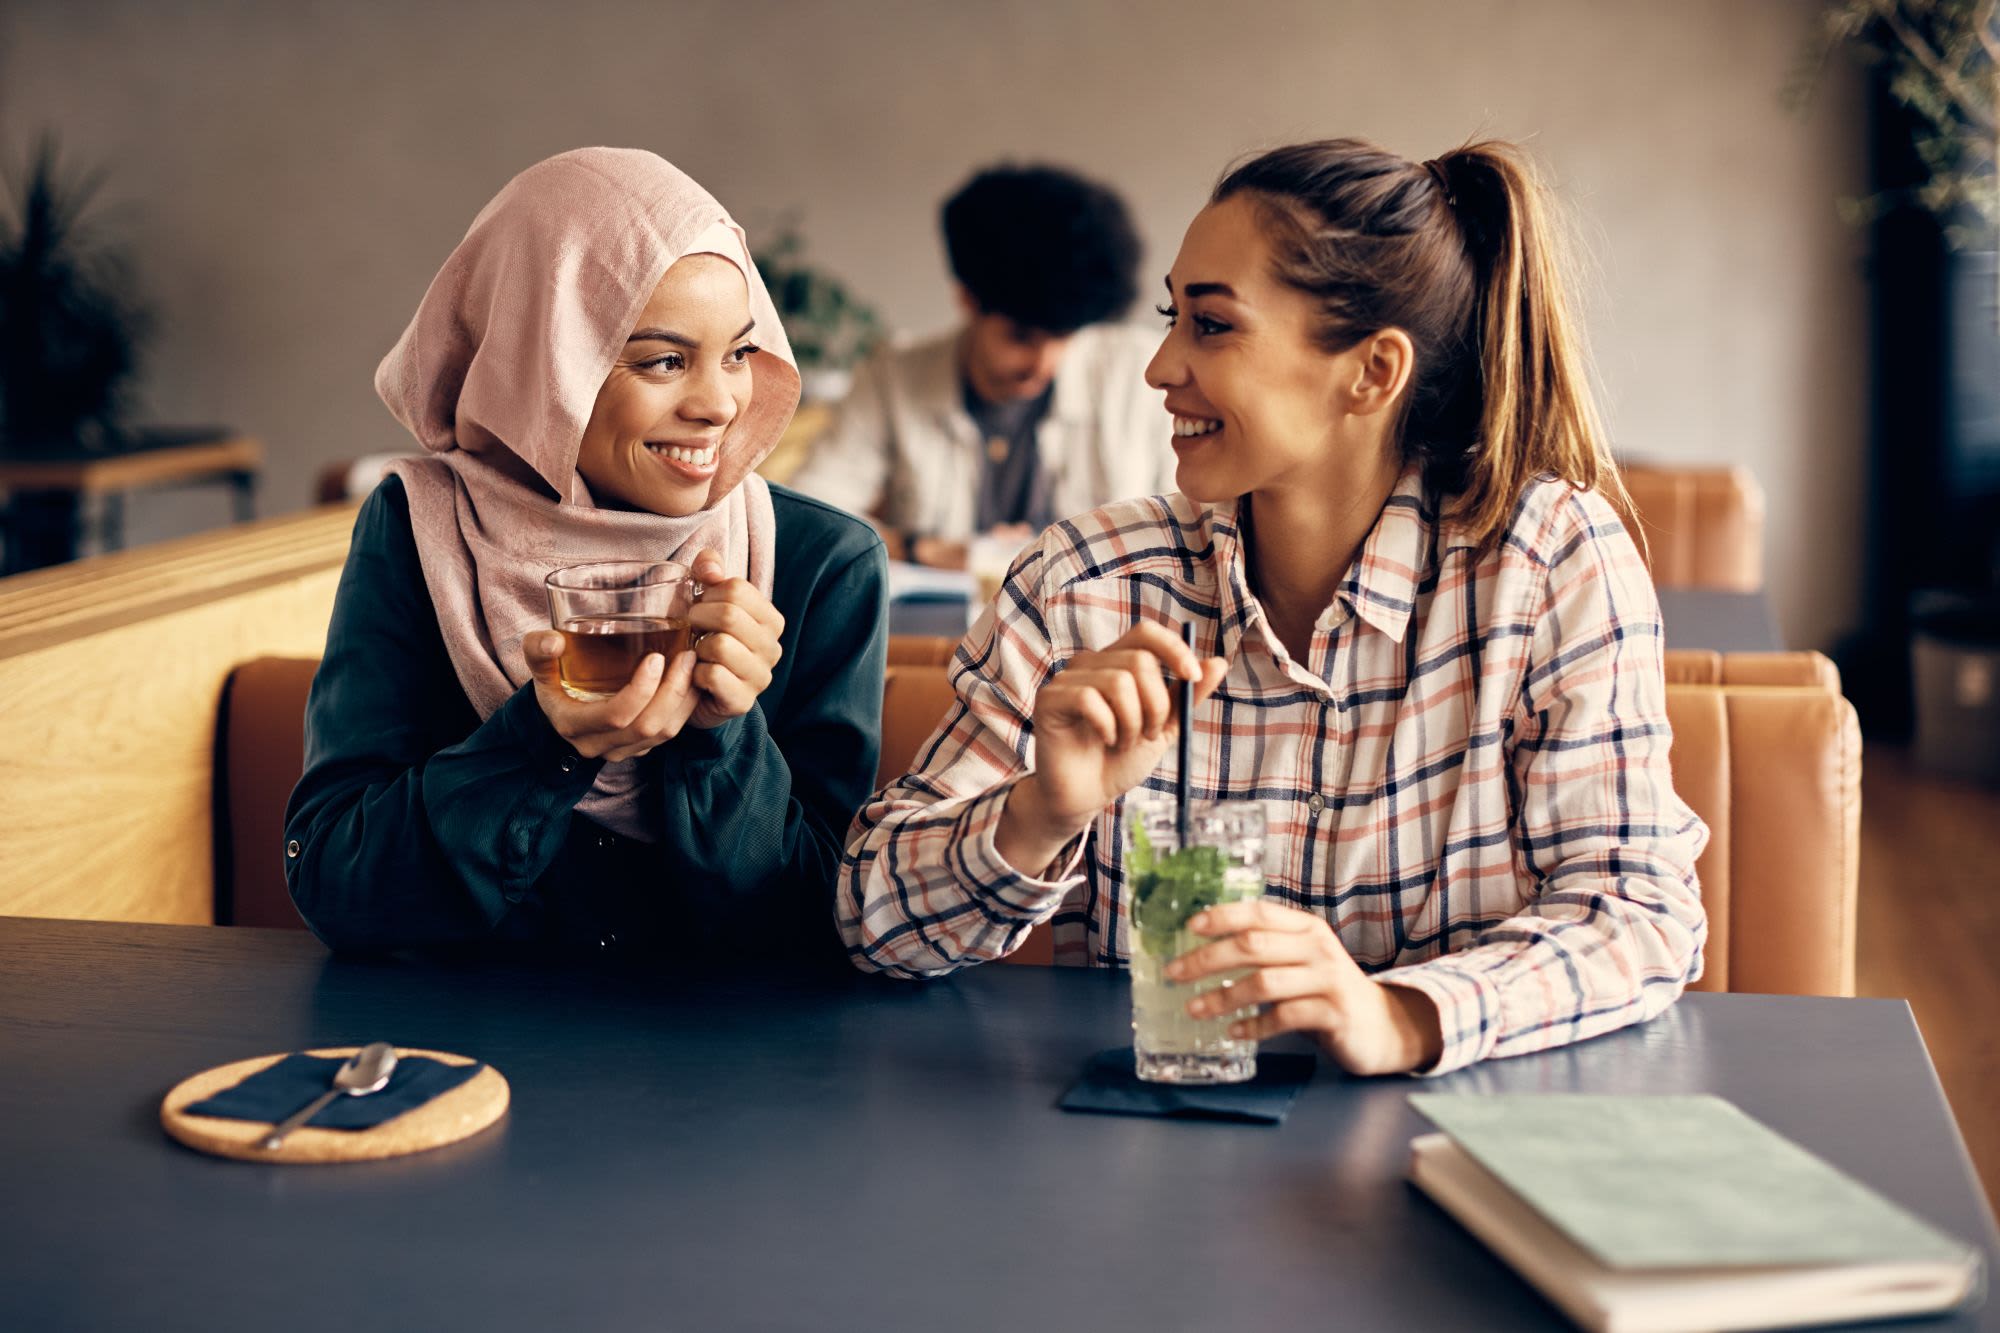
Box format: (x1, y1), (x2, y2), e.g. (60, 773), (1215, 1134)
(836, 544), (1086, 977)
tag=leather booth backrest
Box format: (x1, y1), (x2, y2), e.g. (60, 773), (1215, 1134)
(1663, 649), (1840, 691)
(886, 635), (957, 668)
(218, 640), (971, 931)
(216, 657), (321, 929)
(880, 666), (959, 791)
(881, 639), (962, 784)
(217, 645), (1859, 996)
(1620, 463), (1766, 593)
(878, 638), (1056, 963)
(1659, 644), (1859, 991)
(1663, 664), (1861, 996)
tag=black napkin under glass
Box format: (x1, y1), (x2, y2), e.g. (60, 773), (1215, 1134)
(184, 1052), (483, 1132)
(1058, 1046), (1316, 1124)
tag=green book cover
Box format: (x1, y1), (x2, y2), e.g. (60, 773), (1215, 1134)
(1408, 1093), (1975, 1271)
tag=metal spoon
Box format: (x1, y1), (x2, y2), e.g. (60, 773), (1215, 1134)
(259, 1042), (399, 1150)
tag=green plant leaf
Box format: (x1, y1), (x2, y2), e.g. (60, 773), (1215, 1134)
(0, 133), (149, 450)
(750, 215), (884, 371)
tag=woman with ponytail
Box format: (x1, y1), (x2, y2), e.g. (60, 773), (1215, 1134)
(838, 139), (1706, 1076)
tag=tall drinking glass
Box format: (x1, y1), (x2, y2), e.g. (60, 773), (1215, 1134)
(545, 561), (696, 701)
(1125, 795), (1267, 1084)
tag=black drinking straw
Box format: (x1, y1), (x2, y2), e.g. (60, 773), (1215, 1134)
(1177, 621), (1194, 848)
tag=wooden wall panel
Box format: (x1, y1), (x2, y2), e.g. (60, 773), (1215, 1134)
(0, 506), (356, 924)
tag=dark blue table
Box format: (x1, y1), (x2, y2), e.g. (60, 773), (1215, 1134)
(0, 917), (1989, 1330)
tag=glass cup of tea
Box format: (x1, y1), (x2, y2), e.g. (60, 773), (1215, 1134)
(544, 561), (698, 702)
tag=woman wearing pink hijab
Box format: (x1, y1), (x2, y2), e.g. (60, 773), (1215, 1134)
(285, 149), (887, 962)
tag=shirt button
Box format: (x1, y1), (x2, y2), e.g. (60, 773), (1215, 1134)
(1306, 794), (1326, 816)
(559, 755), (577, 774)
(285, 839), (301, 858)
(598, 932), (618, 951)
(596, 833), (616, 850)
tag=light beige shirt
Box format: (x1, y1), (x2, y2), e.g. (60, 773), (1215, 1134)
(786, 324), (1176, 542)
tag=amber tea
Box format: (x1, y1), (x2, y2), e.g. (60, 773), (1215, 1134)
(557, 615), (692, 699)
(545, 560), (696, 701)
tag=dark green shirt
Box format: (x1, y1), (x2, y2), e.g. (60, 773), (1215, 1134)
(284, 476), (887, 965)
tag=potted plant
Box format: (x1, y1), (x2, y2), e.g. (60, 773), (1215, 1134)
(752, 216), (883, 404)
(0, 135), (149, 456)
(1797, 2), (2000, 768)
(1794, 0), (1998, 304)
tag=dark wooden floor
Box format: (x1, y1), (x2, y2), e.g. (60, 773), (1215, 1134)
(1854, 744), (2000, 1211)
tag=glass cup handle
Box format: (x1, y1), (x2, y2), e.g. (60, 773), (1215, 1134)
(687, 580), (707, 651)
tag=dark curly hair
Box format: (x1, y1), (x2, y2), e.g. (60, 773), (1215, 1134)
(941, 164), (1140, 334)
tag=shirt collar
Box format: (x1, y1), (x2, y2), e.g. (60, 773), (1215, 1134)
(1203, 501), (1260, 662)
(1206, 464), (1435, 650)
(1331, 465), (1431, 644)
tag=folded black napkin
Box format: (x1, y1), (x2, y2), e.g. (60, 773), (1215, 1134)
(1059, 1047), (1316, 1124)
(184, 1052), (482, 1132)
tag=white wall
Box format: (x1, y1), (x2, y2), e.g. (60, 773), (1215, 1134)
(1, 0), (1867, 649)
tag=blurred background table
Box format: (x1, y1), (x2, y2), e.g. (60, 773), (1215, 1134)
(0, 428), (262, 574)
(1656, 586), (1784, 653)
(1, 916), (1990, 1331)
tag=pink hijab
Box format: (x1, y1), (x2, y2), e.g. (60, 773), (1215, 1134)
(376, 148), (800, 841)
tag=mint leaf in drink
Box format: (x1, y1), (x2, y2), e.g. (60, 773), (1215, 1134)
(1129, 815), (1156, 877)
(1129, 845), (1228, 961)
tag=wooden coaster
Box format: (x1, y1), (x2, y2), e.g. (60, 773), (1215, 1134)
(160, 1046), (508, 1164)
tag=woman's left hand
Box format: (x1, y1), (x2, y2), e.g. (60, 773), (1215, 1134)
(683, 549), (785, 730)
(1165, 900), (1446, 1076)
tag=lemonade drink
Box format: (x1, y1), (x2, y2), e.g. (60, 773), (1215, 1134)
(1125, 798), (1267, 1084)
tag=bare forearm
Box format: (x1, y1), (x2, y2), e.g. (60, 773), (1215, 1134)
(1377, 982), (1446, 1074)
(993, 775), (1090, 879)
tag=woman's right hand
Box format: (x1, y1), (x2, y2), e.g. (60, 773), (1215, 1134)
(996, 622), (1228, 874)
(523, 630), (700, 763)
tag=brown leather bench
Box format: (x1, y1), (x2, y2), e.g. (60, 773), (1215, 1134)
(216, 657), (324, 929)
(218, 639), (970, 930)
(218, 641), (1860, 995)
(1620, 462), (1766, 593)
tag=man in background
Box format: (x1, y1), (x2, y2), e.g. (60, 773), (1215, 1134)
(788, 164), (1171, 569)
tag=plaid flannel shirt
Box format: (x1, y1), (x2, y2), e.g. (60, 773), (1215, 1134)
(837, 467), (1709, 1074)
